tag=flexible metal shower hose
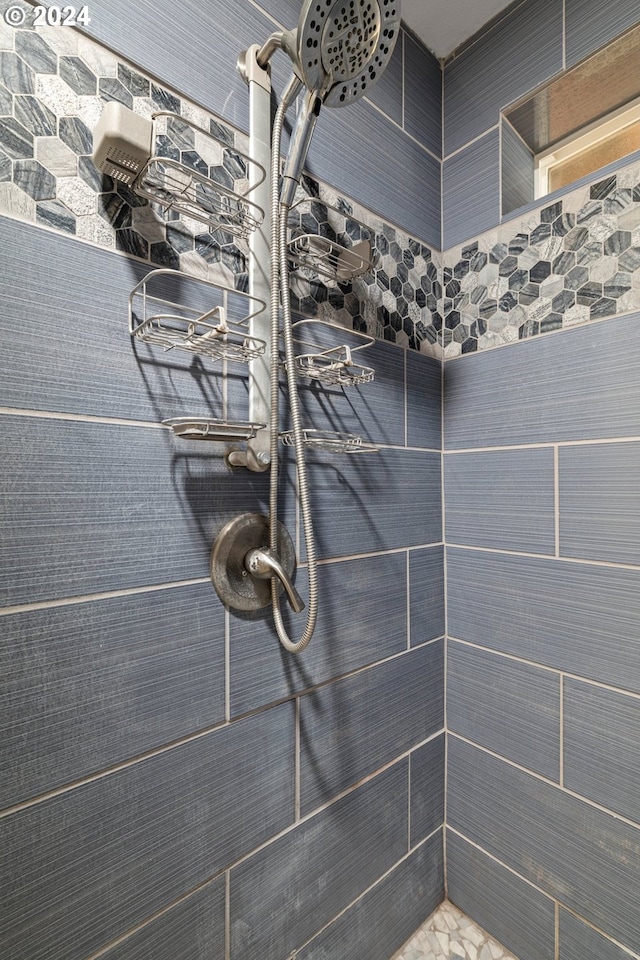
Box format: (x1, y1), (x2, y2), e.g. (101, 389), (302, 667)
(268, 82), (318, 653)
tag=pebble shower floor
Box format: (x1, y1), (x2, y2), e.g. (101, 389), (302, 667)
(392, 902), (519, 960)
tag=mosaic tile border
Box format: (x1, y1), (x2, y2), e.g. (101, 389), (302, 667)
(0, 1), (441, 355)
(441, 164), (640, 358)
(392, 901), (520, 960)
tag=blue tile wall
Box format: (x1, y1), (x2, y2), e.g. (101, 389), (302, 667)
(409, 545), (445, 645)
(444, 447), (556, 554)
(0, 582), (224, 809)
(564, 678), (640, 825)
(565, 0), (640, 66)
(410, 733), (445, 845)
(299, 641), (444, 814)
(99, 878), (226, 960)
(403, 32), (442, 160)
(0, 704), (294, 960)
(229, 761), (409, 960)
(0, 4), (446, 959)
(559, 442), (640, 565)
(559, 909), (635, 960)
(298, 830), (444, 960)
(442, 128), (500, 250)
(446, 830), (556, 960)
(502, 116), (535, 216)
(447, 641), (561, 781)
(443, 0), (563, 156)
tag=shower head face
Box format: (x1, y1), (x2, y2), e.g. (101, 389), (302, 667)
(295, 0), (401, 107)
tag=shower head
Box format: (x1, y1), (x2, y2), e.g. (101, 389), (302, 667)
(285, 0), (401, 107)
(279, 0), (401, 204)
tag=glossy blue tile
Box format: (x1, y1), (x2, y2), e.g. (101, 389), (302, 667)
(448, 736), (640, 954)
(410, 733), (445, 845)
(99, 878), (225, 960)
(560, 442), (640, 565)
(443, 0), (563, 156)
(447, 548), (640, 696)
(444, 311), (640, 448)
(447, 640), (561, 781)
(300, 642), (444, 814)
(404, 33), (442, 159)
(406, 349), (441, 449)
(502, 116), (535, 216)
(443, 129), (500, 248)
(565, 0), (640, 67)
(409, 545), (445, 645)
(0, 583), (224, 810)
(0, 217), (227, 423)
(309, 98), (441, 248)
(564, 678), (640, 824)
(445, 448), (555, 554)
(0, 704), (294, 960)
(559, 908), (633, 960)
(229, 552), (408, 715)
(0, 414), (269, 606)
(230, 761), (409, 960)
(297, 830), (444, 960)
(447, 830), (556, 960)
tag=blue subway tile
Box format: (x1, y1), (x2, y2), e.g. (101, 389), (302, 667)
(0, 704), (294, 960)
(502, 116), (535, 216)
(403, 34), (442, 159)
(444, 311), (640, 448)
(410, 733), (445, 845)
(443, 0), (563, 156)
(229, 552), (408, 715)
(564, 678), (640, 824)
(297, 830), (444, 960)
(409, 545), (445, 645)
(407, 349), (441, 449)
(447, 830), (556, 960)
(448, 737), (640, 954)
(299, 642), (444, 814)
(445, 448), (555, 554)
(447, 548), (640, 696)
(447, 641), (561, 781)
(99, 878), (226, 960)
(443, 129), (500, 248)
(0, 583), (225, 810)
(565, 0), (640, 67)
(559, 442), (640, 565)
(230, 761), (409, 960)
(559, 908), (633, 960)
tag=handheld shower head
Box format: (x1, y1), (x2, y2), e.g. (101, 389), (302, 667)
(287, 0), (401, 106)
(280, 0), (401, 204)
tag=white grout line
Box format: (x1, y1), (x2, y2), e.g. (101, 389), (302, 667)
(555, 900), (560, 960)
(444, 541), (640, 573)
(0, 577), (211, 617)
(445, 435), (640, 454)
(0, 406), (164, 429)
(225, 871), (231, 960)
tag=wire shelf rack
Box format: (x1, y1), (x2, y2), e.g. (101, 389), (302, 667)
(283, 319), (375, 387)
(134, 113), (265, 240)
(163, 418), (266, 442)
(280, 429), (379, 454)
(287, 197), (378, 282)
(129, 269), (266, 363)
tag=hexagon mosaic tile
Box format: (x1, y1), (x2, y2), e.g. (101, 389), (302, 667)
(441, 167), (640, 357)
(0, 1), (441, 355)
(392, 901), (520, 960)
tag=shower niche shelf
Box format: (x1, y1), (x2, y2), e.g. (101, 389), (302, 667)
(287, 198), (377, 282)
(135, 113), (265, 240)
(284, 319), (375, 387)
(129, 269), (266, 364)
(280, 429), (379, 455)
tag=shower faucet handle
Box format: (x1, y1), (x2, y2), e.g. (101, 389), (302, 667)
(244, 548), (305, 613)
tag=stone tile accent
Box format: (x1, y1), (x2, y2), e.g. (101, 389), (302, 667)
(392, 901), (520, 960)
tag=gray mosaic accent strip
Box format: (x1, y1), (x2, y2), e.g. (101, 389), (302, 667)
(0, 4), (441, 355)
(442, 162), (640, 356)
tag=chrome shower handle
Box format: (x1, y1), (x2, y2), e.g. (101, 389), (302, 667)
(244, 548), (305, 613)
